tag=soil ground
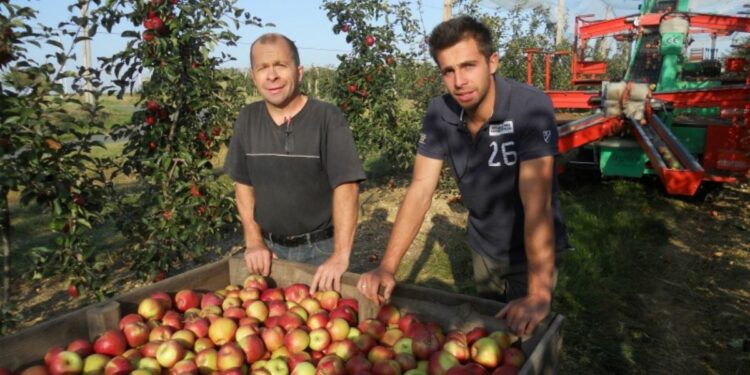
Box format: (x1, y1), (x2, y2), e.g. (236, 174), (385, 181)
(4, 177), (750, 374)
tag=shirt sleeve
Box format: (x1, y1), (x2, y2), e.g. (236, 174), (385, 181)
(223, 107), (254, 185)
(323, 106), (367, 188)
(416, 98), (447, 160)
(517, 92), (559, 161)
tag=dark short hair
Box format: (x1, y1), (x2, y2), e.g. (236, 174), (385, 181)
(250, 33), (301, 68)
(428, 16), (494, 64)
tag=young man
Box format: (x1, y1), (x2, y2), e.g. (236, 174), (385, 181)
(224, 33), (366, 294)
(357, 16), (568, 336)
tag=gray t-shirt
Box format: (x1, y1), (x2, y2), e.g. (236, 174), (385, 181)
(224, 98), (366, 236)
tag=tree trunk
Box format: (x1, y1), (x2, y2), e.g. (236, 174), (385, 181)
(1, 186), (11, 308)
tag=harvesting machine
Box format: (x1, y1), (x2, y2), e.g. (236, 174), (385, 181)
(536, 0), (750, 196)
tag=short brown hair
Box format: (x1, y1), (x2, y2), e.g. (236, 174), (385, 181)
(250, 33), (301, 68)
(428, 16), (494, 64)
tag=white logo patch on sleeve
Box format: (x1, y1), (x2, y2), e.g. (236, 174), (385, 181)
(419, 132), (427, 144)
(543, 130), (552, 143)
(489, 120), (514, 136)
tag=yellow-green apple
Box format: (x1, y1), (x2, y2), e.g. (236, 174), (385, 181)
(465, 328), (487, 346)
(138, 298), (166, 321)
(156, 340), (185, 368)
(286, 352), (311, 372)
(222, 296), (242, 311)
(299, 297), (322, 315)
(243, 274), (269, 291)
(267, 301), (288, 318)
(284, 328), (310, 354)
(262, 358), (288, 375)
(260, 288), (285, 303)
(223, 306), (247, 320)
(239, 288), (261, 303)
(67, 339), (93, 358)
(82, 353), (111, 375)
(245, 300), (269, 322)
(288, 306), (309, 321)
(314, 290), (340, 312)
(324, 339), (358, 362)
(250, 360), (268, 372)
(45, 347), (64, 367)
(224, 284), (242, 298)
(403, 369), (427, 375)
(174, 289), (200, 312)
(271, 346), (291, 359)
(372, 359), (402, 375)
(326, 317), (350, 341)
(488, 331), (515, 350)
(149, 291), (173, 310)
(48, 350), (83, 375)
(376, 304), (401, 327)
(184, 308), (202, 320)
(172, 329), (196, 349)
(470, 338), (501, 369)
(123, 321), (151, 348)
(217, 343), (245, 372)
(290, 361), (314, 375)
(149, 325), (175, 342)
(239, 317), (262, 327)
(118, 314), (144, 330)
(200, 292), (224, 310)
(195, 348), (218, 375)
(381, 328), (405, 347)
(139, 341), (162, 358)
(347, 327), (361, 339)
(260, 326), (285, 352)
(184, 350), (196, 362)
(307, 328), (331, 352)
(129, 369), (151, 375)
(329, 306), (357, 326)
(315, 355), (344, 375)
(162, 310), (183, 330)
(103, 356), (131, 375)
(353, 333), (378, 354)
(500, 347), (524, 368)
(235, 324), (260, 341)
(94, 330), (127, 357)
(209, 317), (238, 346)
(306, 311), (329, 330)
(398, 313), (421, 335)
(393, 337), (413, 355)
(490, 365), (518, 375)
(428, 350), (460, 375)
(193, 337), (215, 353)
(358, 319), (386, 340)
(395, 352), (417, 372)
(185, 317), (210, 339)
(283, 283), (310, 304)
(237, 333), (266, 363)
(136, 357), (161, 374)
(368, 345), (396, 363)
(171, 359), (198, 374)
(442, 338), (470, 363)
(344, 354), (372, 375)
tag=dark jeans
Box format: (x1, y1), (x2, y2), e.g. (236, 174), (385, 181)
(472, 250), (560, 302)
(266, 237), (334, 266)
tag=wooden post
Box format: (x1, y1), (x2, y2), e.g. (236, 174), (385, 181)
(443, 0), (452, 22)
(80, 1), (94, 105)
(556, 0), (565, 46)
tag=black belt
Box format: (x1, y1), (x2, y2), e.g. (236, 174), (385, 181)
(262, 227), (334, 247)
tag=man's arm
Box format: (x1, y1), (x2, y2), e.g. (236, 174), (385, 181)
(235, 182), (274, 276)
(357, 155), (443, 304)
(497, 156), (556, 336)
(310, 181), (359, 294)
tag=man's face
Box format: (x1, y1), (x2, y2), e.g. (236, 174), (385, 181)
(251, 40), (303, 109)
(436, 37), (498, 112)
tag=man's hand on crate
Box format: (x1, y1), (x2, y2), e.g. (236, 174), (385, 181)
(244, 244), (276, 276)
(496, 293), (551, 337)
(310, 254), (349, 294)
(357, 266), (396, 304)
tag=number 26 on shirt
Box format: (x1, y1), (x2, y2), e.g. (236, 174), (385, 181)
(488, 141), (517, 167)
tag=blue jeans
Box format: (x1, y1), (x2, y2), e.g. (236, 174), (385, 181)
(266, 237), (334, 266)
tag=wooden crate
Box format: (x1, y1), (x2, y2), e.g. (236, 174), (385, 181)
(0, 256), (563, 374)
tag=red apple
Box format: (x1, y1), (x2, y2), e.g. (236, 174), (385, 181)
(94, 330), (127, 357)
(465, 327), (488, 346)
(368, 345), (395, 363)
(306, 311), (329, 330)
(156, 340), (185, 369)
(67, 338), (94, 357)
(381, 328), (405, 347)
(410, 324), (440, 360)
(119, 313), (144, 330)
(398, 313), (420, 335)
(376, 304), (400, 327)
(195, 348), (218, 374)
(149, 325), (175, 342)
(330, 306), (357, 326)
(278, 311), (304, 331)
(239, 288), (261, 303)
(162, 310), (183, 330)
(171, 359), (198, 374)
(365, 35), (375, 47)
(260, 326), (285, 352)
(372, 359), (401, 375)
(500, 347), (524, 368)
(150, 291), (173, 310)
(443, 338), (470, 363)
(45, 347), (64, 367)
(428, 350), (460, 375)
(185, 317), (210, 338)
(235, 324), (260, 341)
(353, 333), (378, 354)
(395, 352), (417, 372)
(123, 321), (151, 348)
(175, 289), (200, 312)
(217, 343), (245, 372)
(172, 329), (197, 349)
(324, 339), (358, 362)
(267, 300), (288, 318)
(314, 290), (340, 311)
(490, 366), (518, 375)
(283, 283), (310, 304)
(103, 356), (131, 375)
(260, 288), (285, 302)
(237, 333), (266, 363)
(140, 341), (162, 358)
(284, 327), (310, 354)
(67, 284), (80, 298)
(447, 363), (489, 375)
(358, 319), (386, 340)
(48, 351), (83, 375)
(243, 275), (269, 291)
(200, 292), (224, 309)
(316, 355), (344, 375)
(345, 354), (372, 375)
(223, 306), (247, 320)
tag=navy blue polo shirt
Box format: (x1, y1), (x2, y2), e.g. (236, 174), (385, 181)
(418, 76), (568, 264)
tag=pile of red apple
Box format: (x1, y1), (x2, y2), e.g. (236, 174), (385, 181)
(2, 275), (526, 375)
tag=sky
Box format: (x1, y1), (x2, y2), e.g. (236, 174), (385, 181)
(19, 0), (750, 73)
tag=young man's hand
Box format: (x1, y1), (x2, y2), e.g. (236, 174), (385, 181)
(496, 293), (551, 337)
(244, 244), (275, 276)
(310, 254), (349, 294)
(357, 266), (396, 304)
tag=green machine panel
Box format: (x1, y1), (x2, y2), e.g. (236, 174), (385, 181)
(600, 146), (650, 177)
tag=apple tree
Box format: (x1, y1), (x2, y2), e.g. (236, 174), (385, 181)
(322, 0), (424, 171)
(0, 0), (111, 321)
(95, 0), (262, 280)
